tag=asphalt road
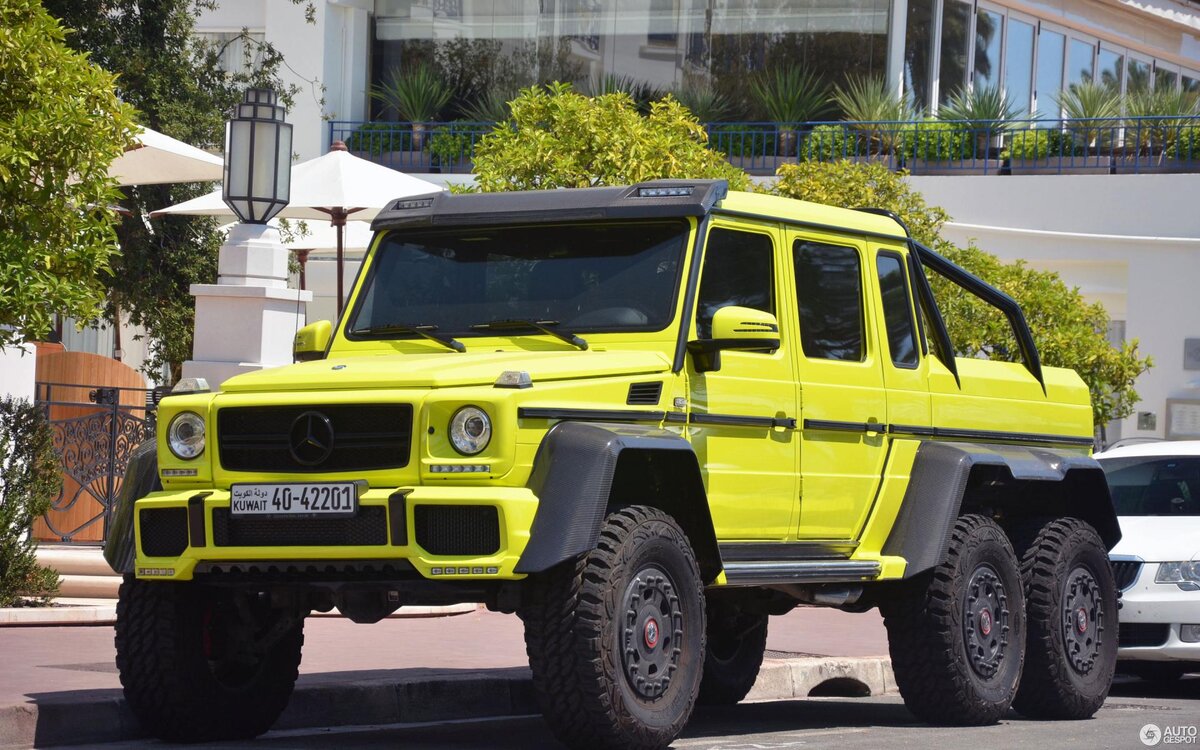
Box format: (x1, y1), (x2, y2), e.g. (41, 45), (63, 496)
(90, 675), (1200, 750)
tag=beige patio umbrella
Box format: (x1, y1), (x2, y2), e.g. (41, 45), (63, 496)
(110, 126), (224, 186)
(152, 141), (441, 313)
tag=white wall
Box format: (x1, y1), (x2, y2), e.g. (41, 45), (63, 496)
(0, 344), (36, 402)
(910, 173), (1200, 444)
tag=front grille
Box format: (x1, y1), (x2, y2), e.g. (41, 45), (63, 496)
(218, 404), (412, 473)
(414, 506), (500, 556)
(140, 508), (189, 557)
(212, 507), (389, 547)
(1111, 560), (1142, 591)
(1119, 623), (1170, 648)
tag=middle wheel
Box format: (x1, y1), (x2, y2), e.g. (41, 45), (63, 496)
(521, 505), (706, 750)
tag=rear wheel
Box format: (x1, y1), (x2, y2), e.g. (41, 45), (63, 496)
(697, 598), (768, 705)
(1010, 517), (1118, 719)
(882, 514), (1026, 725)
(115, 577), (304, 742)
(520, 506), (705, 750)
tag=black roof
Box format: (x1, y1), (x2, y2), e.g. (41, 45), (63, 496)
(370, 180), (729, 231)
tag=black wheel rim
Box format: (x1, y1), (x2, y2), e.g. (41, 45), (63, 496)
(202, 600), (266, 688)
(1060, 565), (1104, 675)
(619, 564), (684, 701)
(962, 563), (1011, 680)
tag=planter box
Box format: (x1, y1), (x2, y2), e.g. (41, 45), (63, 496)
(908, 158), (1002, 176)
(1006, 156), (1113, 175)
(1113, 156), (1198, 174)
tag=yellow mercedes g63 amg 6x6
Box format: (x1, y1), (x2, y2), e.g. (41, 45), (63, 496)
(108, 180), (1120, 749)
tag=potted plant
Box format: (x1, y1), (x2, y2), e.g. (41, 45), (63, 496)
(751, 66), (829, 157)
(1055, 81), (1121, 171)
(937, 84), (1020, 159)
(1121, 88), (1200, 172)
(370, 65), (453, 151)
(831, 76), (915, 166)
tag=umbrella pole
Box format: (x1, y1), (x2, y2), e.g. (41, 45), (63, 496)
(333, 208), (347, 317)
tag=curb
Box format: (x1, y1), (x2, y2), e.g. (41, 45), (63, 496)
(0, 656), (893, 748)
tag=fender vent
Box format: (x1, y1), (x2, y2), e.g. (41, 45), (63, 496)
(626, 382), (663, 405)
(140, 508), (189, 557)
(414, 505), (500, 556)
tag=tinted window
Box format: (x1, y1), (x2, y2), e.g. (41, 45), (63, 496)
(696, 229), (775, 340)
(795, 241), (864, 362)
(1100, 456), (1200, 516)
(876, 254), (919, 367)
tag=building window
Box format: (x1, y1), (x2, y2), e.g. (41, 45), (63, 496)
(939, 0), (973, 102)
(904, 0), (936, 112)
(1098, 47), (1124, 93)
(1005, 17), (1035, 116)
(974, 7), (1003, 92)
(1067, 37), (1095, 88)
(1035, 27), (1065, 118)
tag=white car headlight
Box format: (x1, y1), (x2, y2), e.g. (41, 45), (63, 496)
(449, 406), (491, 455)
(1155, 561), (1200, 591)
(167, 412), (206, 460)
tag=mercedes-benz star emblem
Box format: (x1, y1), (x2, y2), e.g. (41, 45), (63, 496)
(289, 411), (335, 466)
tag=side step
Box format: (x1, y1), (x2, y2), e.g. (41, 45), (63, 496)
(722, 560), (881, 586)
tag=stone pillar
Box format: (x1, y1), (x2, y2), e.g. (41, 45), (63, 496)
(182, 224), (311, 387)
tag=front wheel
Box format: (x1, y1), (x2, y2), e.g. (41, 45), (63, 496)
(115, 577), (304, 742)
(520, 506), (706, 750)
(1010, 517), (1118, 719)
(882, 514), (1026, 725)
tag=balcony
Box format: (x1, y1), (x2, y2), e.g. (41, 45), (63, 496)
(329, 116), (1200, 177)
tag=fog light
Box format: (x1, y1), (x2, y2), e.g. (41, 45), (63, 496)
(1182, 624), (1200, 643)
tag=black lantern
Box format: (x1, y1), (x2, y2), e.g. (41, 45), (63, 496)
(222, 88), (292, 224)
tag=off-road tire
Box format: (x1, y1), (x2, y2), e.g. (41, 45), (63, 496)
(1010, 517), (1118, 719)
(519, 506), (706, 750)
(882, 514), (1026, 725)
(697, 599), (768, 705)
(115, 576), (304, 742)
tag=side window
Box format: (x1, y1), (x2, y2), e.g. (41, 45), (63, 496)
(876, 253), (920, 367)
(696, 228), (775, 340)
(794, 240), (864, 362)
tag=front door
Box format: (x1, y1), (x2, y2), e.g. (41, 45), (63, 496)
(686, 221), (799, 540)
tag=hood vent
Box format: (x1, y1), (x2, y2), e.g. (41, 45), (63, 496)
(626, 382), (663, 406)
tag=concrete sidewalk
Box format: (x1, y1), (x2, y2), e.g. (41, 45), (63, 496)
(0, 607), (892, 749)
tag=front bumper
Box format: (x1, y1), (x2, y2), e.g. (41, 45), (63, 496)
(133, 486), (539, 582)
(1116, 562), (1200, 662)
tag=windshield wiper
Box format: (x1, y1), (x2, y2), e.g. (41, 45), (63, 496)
(350, 322), (465, 352)
(470, 319), (588, 351)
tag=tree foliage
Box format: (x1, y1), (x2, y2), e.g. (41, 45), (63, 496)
(772, 161), (1150, 425)
(471, 83), (753, 192)
(0, 398), (61, 606)
(45, 0), (313, 382)
(0, 0), (138, 347)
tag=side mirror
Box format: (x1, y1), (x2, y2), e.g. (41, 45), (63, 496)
(688, 306), (780, 373)
(293, 320), (332, 362)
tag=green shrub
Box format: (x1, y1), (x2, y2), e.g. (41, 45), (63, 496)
(0, 398), (61, 607)
(711, 124), (777, 159)
(800, 125), (853, 161)
(899, 120), (972, 160)
(1001, 128), (1080, 161)
(1165, 128), (1200, 161)
(344, 122), (413, 156)
(427, 123), (476, 164)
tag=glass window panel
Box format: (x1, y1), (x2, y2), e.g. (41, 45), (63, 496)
(1128, 58), (1152, 93)
(1156, 69), (1179, 92)
(1097, 48), (1123, 94)
(1004, 18), (1034, 118)
(697, 229), (775, 340)
(974, 9), (1003, 92)
(876, 254), (919, 367)
(939, 0), (973, 104)
(1035, 28), (1064, 119)
(1184, 74), (1200, 96)
(1067, 38), (1095, 89)
(795, 241), (864, 362)
(904, 0), (936, 113)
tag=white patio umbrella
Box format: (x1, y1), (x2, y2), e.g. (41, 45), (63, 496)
(110, 126), (224, 186)
(152, 141), (441, 313)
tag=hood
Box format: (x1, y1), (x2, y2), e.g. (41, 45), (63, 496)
(219, 349), (672, 393)
(1110, 516), (1200, 562)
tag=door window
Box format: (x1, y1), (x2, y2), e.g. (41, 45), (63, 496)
(877, 253), (920, 368)
(794, 241), (864, 362)
(696, 228), (775, 340)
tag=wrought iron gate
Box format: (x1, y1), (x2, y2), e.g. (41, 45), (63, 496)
(35, 382), (160, 543)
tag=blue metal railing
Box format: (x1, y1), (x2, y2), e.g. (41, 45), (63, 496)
(330, 116), (1200, 176)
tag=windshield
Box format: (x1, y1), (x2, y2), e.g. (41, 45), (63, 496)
(1099, 456), (1200, 516)
(347, 220), (690, 340)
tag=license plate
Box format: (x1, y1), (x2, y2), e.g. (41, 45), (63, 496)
(230, 482), (360, 518)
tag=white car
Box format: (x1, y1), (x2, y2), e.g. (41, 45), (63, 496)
(1096, 441), (1200, 681)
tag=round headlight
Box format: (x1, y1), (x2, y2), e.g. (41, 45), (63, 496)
(449, 406), (491, 455)
(167, 412), (206, 460)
